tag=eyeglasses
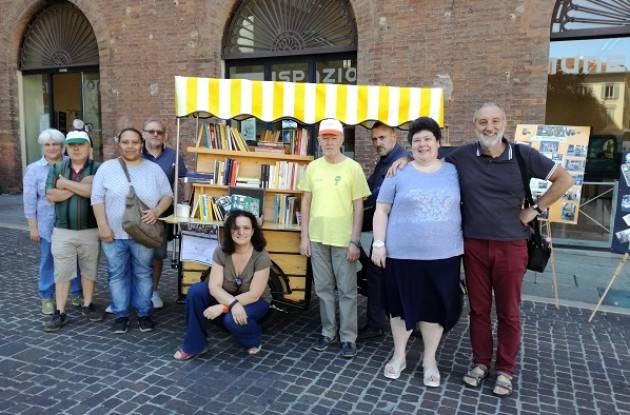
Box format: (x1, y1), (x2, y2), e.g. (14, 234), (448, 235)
(143, 129), (165, 135)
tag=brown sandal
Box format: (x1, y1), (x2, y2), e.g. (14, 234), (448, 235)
(462, 364), (489, 388)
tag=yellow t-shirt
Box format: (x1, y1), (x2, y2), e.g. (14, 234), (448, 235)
(299, 156), (371, 247)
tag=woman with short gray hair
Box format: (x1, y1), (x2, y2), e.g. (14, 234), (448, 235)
(23, 129), (82, 315)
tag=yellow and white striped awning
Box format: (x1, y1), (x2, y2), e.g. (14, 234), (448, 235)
(175, 76), (444, 127)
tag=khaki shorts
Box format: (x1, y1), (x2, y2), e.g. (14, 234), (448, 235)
(51, 227), (100, 282)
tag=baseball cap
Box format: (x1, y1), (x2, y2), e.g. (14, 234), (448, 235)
(65, 130), (90, 145)
(318, 119), (343, 137)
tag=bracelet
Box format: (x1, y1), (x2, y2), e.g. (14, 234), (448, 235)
(349, 240), (361, 248)
(228, 298), (239, 310)
(221, 304), (229, 313)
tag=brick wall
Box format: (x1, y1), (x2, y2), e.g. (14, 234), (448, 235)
(0, 0), (556, 191)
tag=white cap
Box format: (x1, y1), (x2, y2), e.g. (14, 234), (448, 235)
(65, 130), (90, 145)
(318, 119), (343, 137)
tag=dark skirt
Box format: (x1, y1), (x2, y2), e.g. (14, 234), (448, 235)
(384, 256), (462, 332)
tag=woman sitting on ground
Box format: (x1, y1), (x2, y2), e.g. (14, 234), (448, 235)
(175, 210), (272, 359)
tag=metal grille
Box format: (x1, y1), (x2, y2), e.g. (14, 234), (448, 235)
(223, 0), (357, 59)
(20, 2), (99, 70)
(552, 0), (630, 39)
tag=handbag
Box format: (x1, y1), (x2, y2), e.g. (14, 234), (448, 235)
(118, 158), (165, 249)
(514, 145), (551, 273)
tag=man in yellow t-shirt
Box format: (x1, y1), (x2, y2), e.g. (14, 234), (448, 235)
(299, 118), (371, 359)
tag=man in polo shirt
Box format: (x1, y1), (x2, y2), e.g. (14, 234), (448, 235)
(358, 121), (408, 341)
(451, 103), (573, 396)
(141, 118), (190, 308)
(44, 131), (102, 331)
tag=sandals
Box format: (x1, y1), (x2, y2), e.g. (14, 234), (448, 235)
(246, 345), (262, 355)
(462, 364), (489, 388)
(173, 346), (208, 361)
(423, 365), (440, 388)
(383, 359), (406, 379)
(493, 374), (513, 397)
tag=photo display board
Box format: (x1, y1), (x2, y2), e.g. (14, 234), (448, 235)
(515, 124), (590, 224)
(612, 151), (630, 254)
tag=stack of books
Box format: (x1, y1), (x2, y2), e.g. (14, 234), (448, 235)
(259, 162), (307, 190)
(271, 194), (298, 225)
(195, 122), (249, 152)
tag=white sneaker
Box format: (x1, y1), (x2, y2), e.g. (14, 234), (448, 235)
(105, 304), (113, 314)
(152, 291), (164, 309)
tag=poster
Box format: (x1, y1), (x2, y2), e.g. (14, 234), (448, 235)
(515, 124), (590, 224)
(180, 223), (219, 265)
(611, 151), (630, 254)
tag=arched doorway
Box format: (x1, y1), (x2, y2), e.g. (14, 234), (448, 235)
(223, 0), (358, 156)
(20, 1), (101, 164)
(546, 0), (630, 246)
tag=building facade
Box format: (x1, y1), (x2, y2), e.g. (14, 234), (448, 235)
(1, 0), (628, 246)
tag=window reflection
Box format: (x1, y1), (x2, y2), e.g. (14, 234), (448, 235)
(547, 37), (630, 181)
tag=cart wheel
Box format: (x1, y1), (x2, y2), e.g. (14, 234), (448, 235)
(261, 266), (289, 329)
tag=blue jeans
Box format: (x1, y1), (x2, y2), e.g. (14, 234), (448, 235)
(101, 239), (154, 318)
(38, 238), (82, 300)
(182, 282), (270, 353)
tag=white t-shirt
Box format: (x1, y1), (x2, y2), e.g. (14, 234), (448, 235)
(91, 158), (173, 239)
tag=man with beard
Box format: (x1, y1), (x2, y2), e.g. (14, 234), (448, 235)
(358, 122), (408, 341)
(390, 103), (573, 397)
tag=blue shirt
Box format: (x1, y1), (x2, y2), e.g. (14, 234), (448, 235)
(446, 140), (555, 240)
(366, 144), (409, 208)
(377, 161), (463, 260)
(23, 156), (68, 241)
(142, 146), (187, 190)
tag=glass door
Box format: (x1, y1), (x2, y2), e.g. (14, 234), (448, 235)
(81, 72), (102, 160)
(22, 74), (51, 165)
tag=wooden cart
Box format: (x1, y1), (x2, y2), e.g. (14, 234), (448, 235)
(167, 76), (444, 311)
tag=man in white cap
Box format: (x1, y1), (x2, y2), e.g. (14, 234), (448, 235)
(299, 118), (371, 358)
(44, 131), (102, 331)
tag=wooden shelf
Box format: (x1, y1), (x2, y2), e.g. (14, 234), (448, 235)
(161, 215), (300, 232)
(192, 183), (303, 195)
(187, 146), (313, 162)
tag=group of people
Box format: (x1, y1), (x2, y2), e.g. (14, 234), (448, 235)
(25, 103), (574, 397)
(23, 120), (185, 333)
(294, 103), (572, 396)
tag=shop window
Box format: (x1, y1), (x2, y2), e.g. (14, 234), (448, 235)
(223, 0), (357, 155)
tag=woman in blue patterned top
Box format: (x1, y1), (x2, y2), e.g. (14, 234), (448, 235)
(371, 117), (463, 387)
(23, 129), (83, 315)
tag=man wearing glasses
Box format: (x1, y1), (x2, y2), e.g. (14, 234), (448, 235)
(142, 118), (190, 308)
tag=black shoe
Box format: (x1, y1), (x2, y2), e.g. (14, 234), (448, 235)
(81, 303), (104, 322)
(138, 316), (155, 333)
(357, 326), (384, 341)
(340, 342), (357, 358)
(44, 311), (67, 332)
(111, 317), (129, 334)
(312, 335), (337, 352)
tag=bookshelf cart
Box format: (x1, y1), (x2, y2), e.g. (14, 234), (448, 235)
(168, 76), (445, 312)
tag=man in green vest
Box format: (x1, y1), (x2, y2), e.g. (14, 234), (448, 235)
(44, 131), (102, 331)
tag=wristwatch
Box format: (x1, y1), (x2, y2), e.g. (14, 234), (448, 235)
(532, 203), (544, 214)
(372, 239), (385, 248)
(350, 240), (361, 248)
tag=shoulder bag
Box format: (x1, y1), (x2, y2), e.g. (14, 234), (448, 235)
(118, 158), (165, 249)
(514, 145), (551, 273)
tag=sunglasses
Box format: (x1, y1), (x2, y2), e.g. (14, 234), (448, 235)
(143, 129), (165, 135)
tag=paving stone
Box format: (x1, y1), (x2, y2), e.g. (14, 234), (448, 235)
(2, 226), (630, 414)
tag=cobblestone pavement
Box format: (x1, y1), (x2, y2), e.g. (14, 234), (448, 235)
(2, 226), (630, 414)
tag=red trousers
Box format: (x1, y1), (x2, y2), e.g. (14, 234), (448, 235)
(463, 238), (528, 376)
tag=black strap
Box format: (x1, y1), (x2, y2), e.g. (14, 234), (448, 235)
(117, 157), (132, 183)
